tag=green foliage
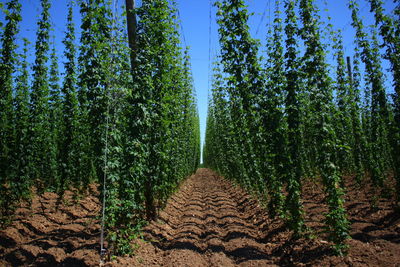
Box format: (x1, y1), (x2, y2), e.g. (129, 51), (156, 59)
(79, 0), (113, 184)
(205, 0), (352, 253)
(0, 0), (200, 253)
(349, 0), (392, 189)
(212, 0), (264, 193)
(12, 38), (31, 201)
(103, 0), (200, 255)
(347, 47), (366, 184)
(28, 0), (53, 189)
(299, 0), (349, 252)
(204, 60), (235, 179)
(0, 0), (21, 222)
(48, 45), (62, 189)
(263, 0), (286, 218)
(333, 31), (354, 174)
(283, 0), (305, 236)
(368, 0), (400, 203)
(60, 1), (82, 191)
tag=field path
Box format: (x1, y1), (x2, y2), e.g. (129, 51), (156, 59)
(115, 168), (280, 266)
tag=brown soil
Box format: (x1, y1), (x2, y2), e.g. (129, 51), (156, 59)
(1, 168), (399, 266)
(107, 169), (400, 266)
(0, 185), (101, 266)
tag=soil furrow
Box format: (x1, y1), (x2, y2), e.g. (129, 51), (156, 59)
(136, 168), (274, 267)
(1, 169), (399, 266)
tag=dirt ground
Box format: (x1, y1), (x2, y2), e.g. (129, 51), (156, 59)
(1, 168), (399, 266)
(0, 185), (101, 266)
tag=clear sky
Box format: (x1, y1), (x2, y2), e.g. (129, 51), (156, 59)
(1, 0), (397, 160)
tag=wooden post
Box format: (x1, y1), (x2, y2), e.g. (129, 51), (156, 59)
(125, 0), (137, 70)
(346, 56), (353, 85)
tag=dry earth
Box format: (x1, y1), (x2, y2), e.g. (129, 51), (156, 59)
(1, 168), (399, 266)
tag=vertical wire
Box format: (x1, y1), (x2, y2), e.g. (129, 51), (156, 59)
(100, 0), (118, 262)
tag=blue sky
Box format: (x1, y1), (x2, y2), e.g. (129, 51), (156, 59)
(1, 0), (397, 160)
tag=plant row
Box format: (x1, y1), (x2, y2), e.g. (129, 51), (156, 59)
(204, 0), (399, 254)
(0, 0), (200, 255)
